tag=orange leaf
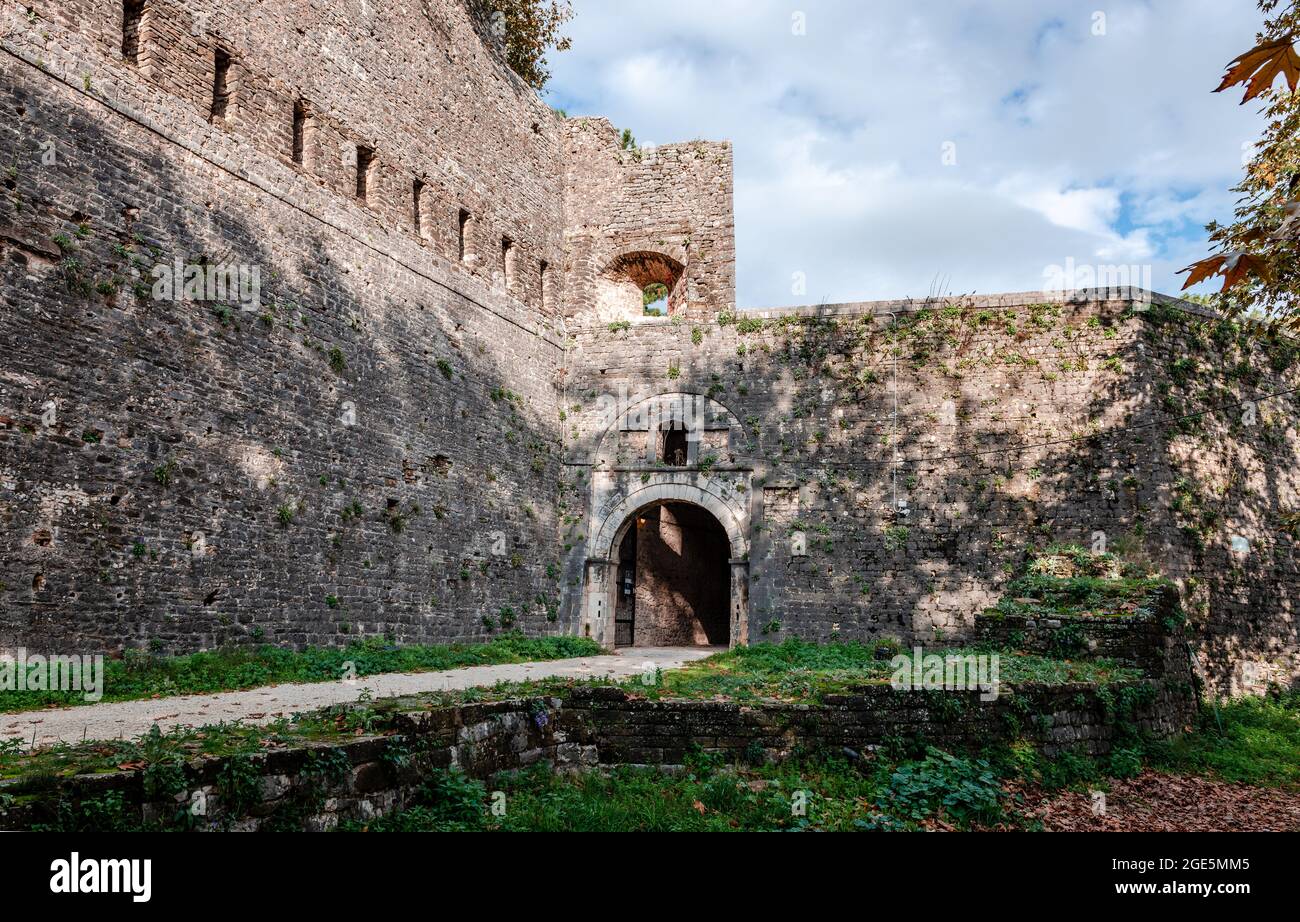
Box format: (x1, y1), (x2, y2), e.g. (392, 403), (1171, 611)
(1215, 36), (1300, 104)
(1180, 254), (1227, 290)
(693, 800), (707, 815)
(1224, 251), (1271, 289)
(1180, 251), (1269, 292)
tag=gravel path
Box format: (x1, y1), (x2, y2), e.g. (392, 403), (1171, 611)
(0, 647), (717, 749)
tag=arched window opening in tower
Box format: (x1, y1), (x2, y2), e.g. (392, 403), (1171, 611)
(597, 250), (685, 320)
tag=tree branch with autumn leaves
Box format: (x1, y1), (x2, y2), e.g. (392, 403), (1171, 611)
(469, 0), (573, 91)
(1182, 0), (1300, 331)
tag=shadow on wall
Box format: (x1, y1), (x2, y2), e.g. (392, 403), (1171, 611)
(0, 64), (569, 655)
(568, 296), (1299, 693)
(617, 502), (730, 648)
(753, 300), (1300, 694)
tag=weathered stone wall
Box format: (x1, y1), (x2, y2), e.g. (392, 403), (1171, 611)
(1138, 306), (1300, 696)
(567, 680), (1195, 767)
(17, 0), (568, 306)
(563, 292), (1300, 693)
(0, 0), (573, 653)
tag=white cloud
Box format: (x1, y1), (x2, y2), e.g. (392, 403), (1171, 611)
(996, 179), (1120, 237)
(548, 0), (1268, 305)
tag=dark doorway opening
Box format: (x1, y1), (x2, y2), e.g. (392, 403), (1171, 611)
(662, 426), (689, 467)
(614, 502), (730, 648)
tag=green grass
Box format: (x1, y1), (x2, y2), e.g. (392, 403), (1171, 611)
(990, 574), (1171, 620)
(1146, 693), (1300, 788)
(634, 638), (1141, 704)
(985, 543), (1175, 621)
(339, 639), (1140, 711)
(0, 634), (603, 714)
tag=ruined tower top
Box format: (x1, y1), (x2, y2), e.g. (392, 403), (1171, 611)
(562, 117), (736, 326)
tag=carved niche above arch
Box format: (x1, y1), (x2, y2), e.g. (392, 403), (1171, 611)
(592, 392), (752, 472)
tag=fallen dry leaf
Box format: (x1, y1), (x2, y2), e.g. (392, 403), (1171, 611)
(1012, 772), (1300, 832)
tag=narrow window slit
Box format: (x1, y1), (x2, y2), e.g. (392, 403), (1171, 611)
(122, 0), (145, 65)
(458, 209), (472, 262)
(502, 237), (515, 289)
(413, 179), (425, 237)
(210, 48), (232, 123)
(292, 99), (308, 165)
(356, 145), (375, 201)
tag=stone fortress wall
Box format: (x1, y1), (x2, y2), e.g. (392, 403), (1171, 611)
(0, 0), (1296, 695)
(562, 292), (1300, 695)
(1, 0), (580, 652)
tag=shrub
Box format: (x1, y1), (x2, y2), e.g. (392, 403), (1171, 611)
(878, 748), (1005, 827)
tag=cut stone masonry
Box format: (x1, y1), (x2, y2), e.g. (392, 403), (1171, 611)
(0, 0), (1296, 697)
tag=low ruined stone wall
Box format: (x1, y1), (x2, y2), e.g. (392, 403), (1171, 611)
(973, 587), (1192, 681)
(976, 613), (1188, 677)
(0, 698), (577, 832)
(562, 681), (1194, 766)
(0, 676), (1196, 831)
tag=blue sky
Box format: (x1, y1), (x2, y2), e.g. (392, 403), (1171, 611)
(544, 0), (1269, 308)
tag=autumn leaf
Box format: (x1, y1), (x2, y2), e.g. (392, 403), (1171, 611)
(1215, 36), (1300, 104)
(1179, 251), (1271, 292)
(692, 800), (707, 815)
(1016, 773), (1300, 832)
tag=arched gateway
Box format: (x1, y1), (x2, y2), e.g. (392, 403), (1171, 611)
(580, 394), (754, 651)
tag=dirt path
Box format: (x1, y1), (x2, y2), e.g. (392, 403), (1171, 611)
(0, 647), (716, 749)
